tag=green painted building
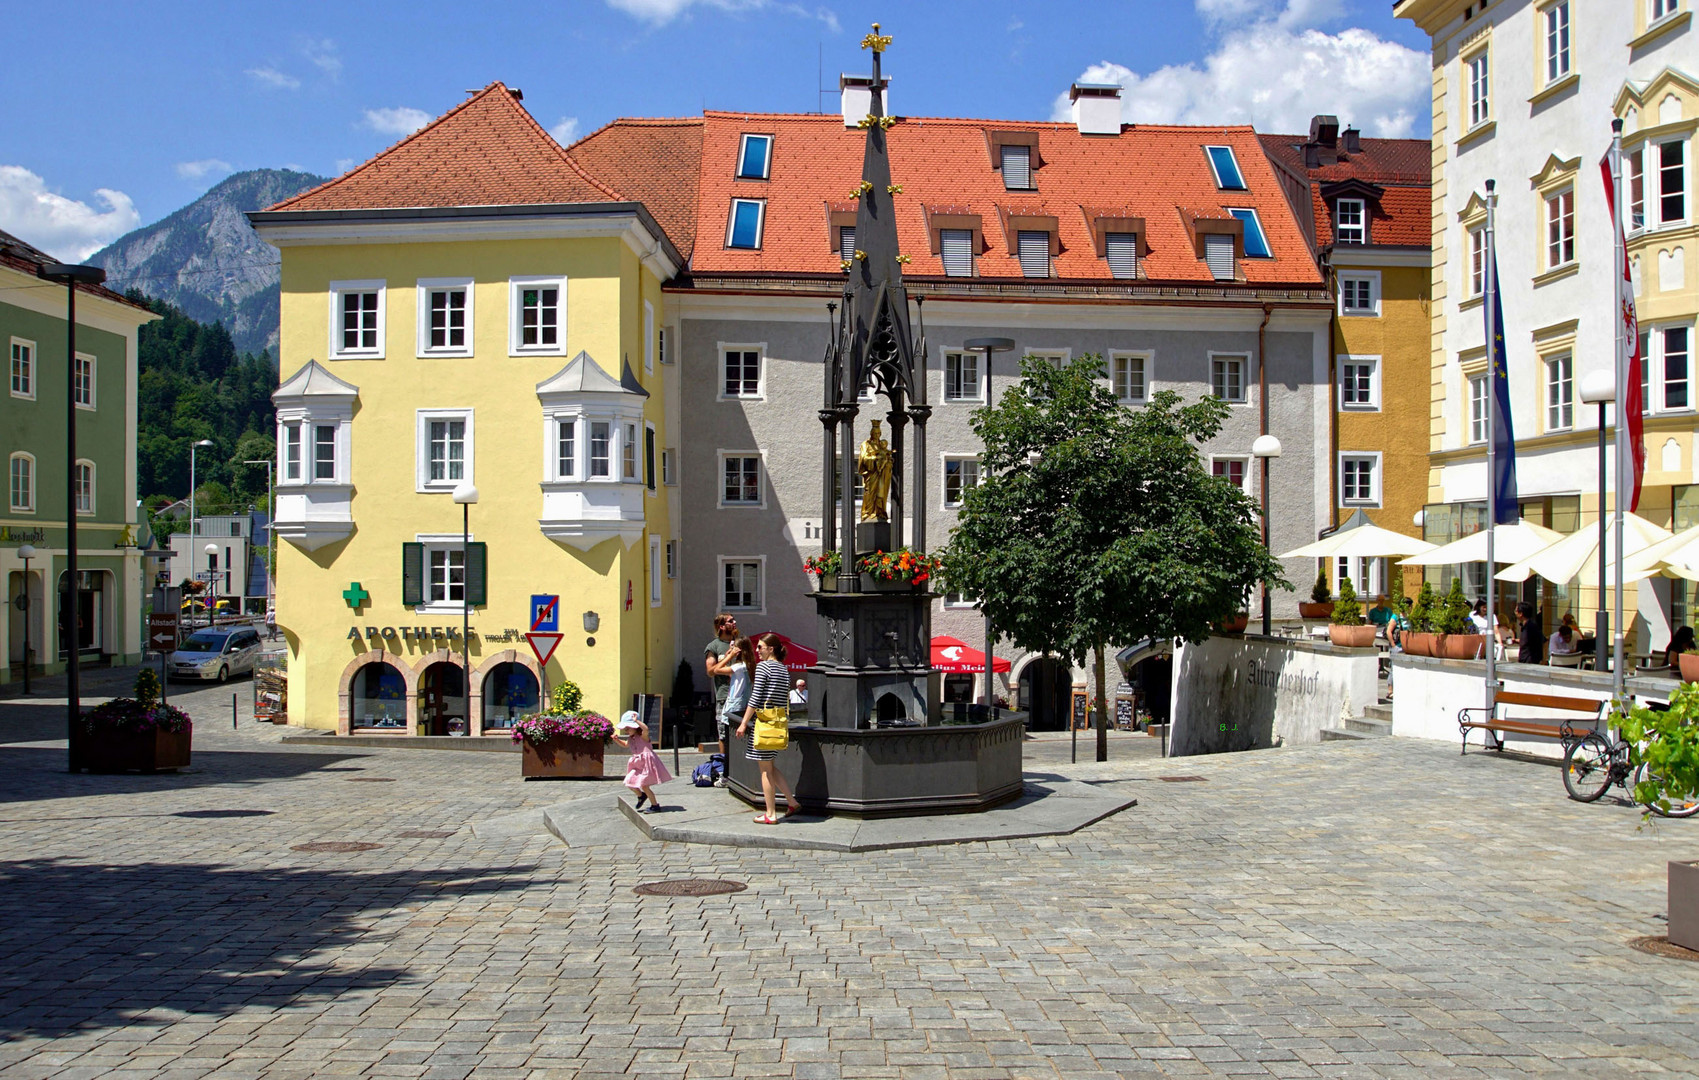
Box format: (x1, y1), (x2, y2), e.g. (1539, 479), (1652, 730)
(2, 229), (157, 683)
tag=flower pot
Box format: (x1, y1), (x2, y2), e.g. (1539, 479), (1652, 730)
(859, 573), (913, 593)
(77, 727), (192, 773)
(1299, 601), (1335, 619)
(1215, 613), (1248, 634)
(1435, 633), (1487, 660)
(814, 574), (838, 593)
(1671, 860), (1699, 952)
(1400, 632), (1437, 658)
(1328, 624), (1376, 648)
(1678, 652), (1699, 684)
(520, 734), (605, 779)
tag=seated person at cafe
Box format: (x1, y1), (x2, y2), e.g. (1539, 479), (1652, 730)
(1515, 601), (1546, 664)
(1367, 595), (1395, 629)
(1665, 625), (1696, 669)
(1550, 617), (1581, 656)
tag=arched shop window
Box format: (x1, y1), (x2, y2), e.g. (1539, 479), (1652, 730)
(482, 662), (539, 729)
(351, 662), (406, 728)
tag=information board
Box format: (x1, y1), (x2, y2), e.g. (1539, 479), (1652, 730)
(1115, 696), (1135, 730)
(1071, 689), (1089, 730)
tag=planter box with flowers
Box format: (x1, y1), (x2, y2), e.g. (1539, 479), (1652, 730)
(803, 550), (841, 592)
(856, 548), (941, 593)
(511, 679), (612, 779)
(72, 669), (192, 773)
(1616, 685), (1699, 951)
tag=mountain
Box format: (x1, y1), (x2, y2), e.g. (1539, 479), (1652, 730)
(87, 169), (326, 359)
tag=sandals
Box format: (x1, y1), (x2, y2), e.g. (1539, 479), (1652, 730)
(753, 815), (779, 825)
(783, 802), (799, 818)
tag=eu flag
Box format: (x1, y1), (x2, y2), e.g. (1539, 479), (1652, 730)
(1485, 247), (1519, 525)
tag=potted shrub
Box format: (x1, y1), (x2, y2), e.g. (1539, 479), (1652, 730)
(1678, 645), (1699, 685)
(1616, 686), (1699, 950)
(803, 550), (841, 592)
(1298, 567), (1334, 619)
(1327, 577), (1376, 648)
(1215, 612), (1249, 634)
(1433, 578), (1486, 660)
(1401, 580), (1439, 657)
(857, 547), (942, 592)
(73, 668), (192, 773)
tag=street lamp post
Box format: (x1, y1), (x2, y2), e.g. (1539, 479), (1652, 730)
(1580, 371), (1616, 673)
(36, 260), (105, 768)
(188, 439), (214, 584)
(1251, 434), (1283, 636)
(963, 337), (1014, 713)
(453, 482), (479, 734)
(16, 544), (36, 695)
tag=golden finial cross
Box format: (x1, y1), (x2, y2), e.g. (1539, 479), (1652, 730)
(861, 22), (892, 52)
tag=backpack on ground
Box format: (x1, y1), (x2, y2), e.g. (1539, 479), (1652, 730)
(692, 753), (726, 787)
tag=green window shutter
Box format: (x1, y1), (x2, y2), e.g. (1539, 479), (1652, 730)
(402, 543), (424, 606)
(465, 542), (488, 607)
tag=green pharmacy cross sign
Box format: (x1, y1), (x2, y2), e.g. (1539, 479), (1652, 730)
(343, 582), (370, 611)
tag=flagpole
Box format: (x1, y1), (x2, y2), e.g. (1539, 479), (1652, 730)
(1484, 179), (1499, 707)
(1611, 120), (1627, 700)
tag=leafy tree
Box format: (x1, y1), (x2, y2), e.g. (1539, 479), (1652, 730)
(941, 354), (1288, 761)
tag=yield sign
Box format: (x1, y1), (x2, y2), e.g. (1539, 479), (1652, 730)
(526, 632), (564, 667)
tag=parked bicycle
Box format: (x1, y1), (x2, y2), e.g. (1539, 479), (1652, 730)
(1563, 721), (1699, 817)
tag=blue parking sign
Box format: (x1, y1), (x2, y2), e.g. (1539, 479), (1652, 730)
(530, 594), (559, 632)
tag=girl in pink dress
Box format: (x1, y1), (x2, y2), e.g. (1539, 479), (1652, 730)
(613, 711), (672, 813)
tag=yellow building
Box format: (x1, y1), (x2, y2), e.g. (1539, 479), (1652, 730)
(248, 84), (684, 733)
(1263, 120), (1433, 602)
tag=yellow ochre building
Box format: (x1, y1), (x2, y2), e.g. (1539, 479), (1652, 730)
(248, 84), (685, 733)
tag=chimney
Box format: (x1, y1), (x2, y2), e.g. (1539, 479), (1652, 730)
(1308, 114), (1339, 148)
(508, 87), (523, 101)
(1341, 126), (1361, 154)
(840, 74), (889, 127)
(1069, 82), (1123, 136)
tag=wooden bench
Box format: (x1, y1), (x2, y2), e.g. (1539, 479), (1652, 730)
(1456, 691), (1607, 755)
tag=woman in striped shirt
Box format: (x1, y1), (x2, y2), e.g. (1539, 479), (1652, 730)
(736, 633), (799, 823)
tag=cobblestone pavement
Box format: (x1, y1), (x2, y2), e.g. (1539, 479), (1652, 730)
(1, 670), (1696, 1078)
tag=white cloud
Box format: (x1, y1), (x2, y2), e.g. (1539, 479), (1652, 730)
(550, 117), (582, 145)
(176, 159), (233, 180)
(362, 107), (434, 137)
(606, 0), (839, 32)
(245, 66), (300, 90)
(334, 158), (358, 174)
(0, 165), (141, 262)
(301, 37), (342, 78)
(1054, 0), (1426, 139)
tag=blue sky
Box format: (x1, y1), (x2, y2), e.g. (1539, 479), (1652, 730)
(0, 0), (1431, 261)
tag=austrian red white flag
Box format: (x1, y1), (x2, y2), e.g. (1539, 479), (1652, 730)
(1601, 147), (1647, 511)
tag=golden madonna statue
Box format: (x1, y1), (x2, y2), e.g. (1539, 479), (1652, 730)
(857, 420), (893, 522)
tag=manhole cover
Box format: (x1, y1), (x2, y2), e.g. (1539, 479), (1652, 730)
(1158, 775), (1208, 783)
(174, 809), (275, 818)
(1629, 935), (1699, 962)
(291, 841), (384, 853)
(633, 879), (748, 897)
(346, 777), (396, 783)
(396, 829), (456, 839)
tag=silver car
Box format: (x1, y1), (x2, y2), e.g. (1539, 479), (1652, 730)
(169, 627), (264, 683)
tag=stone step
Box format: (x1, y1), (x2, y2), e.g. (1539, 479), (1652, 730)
(1362, 703), (1394, 722)
(1320, 727), (1368, 741)
(1345, 716), (1393, 737)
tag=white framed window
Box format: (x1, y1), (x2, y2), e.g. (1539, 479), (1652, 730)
(943, 456), (981, 507)
(737, 133), (773, 180)
(650, 537), (663, 607)
(622, 421), (639, 481)
(661, 448), (677, 486)
(73, 353), (95, 410)
(1340, 453), (1381, 506)
(719, 345), (764, 400)
(1545, 353), (1574, 431)
(9, 338), (34, 400)
(1204, 145), (1246, 190)
(416, 278), (473, 357)
(1210, 353), (1248, 403)
(943, 591), (979, 609)
(313, 422), (339, 481)
(1652, 0), (1682, 23)
(281, 421), (303, 481)
(329, 280), (385, 359)
(1017, 230), (1051, 277)
(1204, 232), (1236, 280)
(425, 543), (466, 608)
(1105, 231), (1138, 278)
(1334, 556), (1385, 600)
(658, 326), (671, 366)
(1466, 48), (1490, 128)
(1335, 198), (1366, 244)
(416, 409), (474, 492)
(944, 350), (981, 403)
(509, 276), (566, 355)
(1468, 227), (1486, 297)
(555, 417), (578, 479)
(665, 540), (677, 578)
(940, 228), (974, 277)
(588, 420), (612, 478)
(1339, 356), (1380, 410)
(1545, 187), (1576, 269)
(1110, 352), (1149, 405)
(721, 452), (763, 507)
(1627, 146), (1647, 233)
(1543, 1), (1570, 84)
(1210, 456), (1248, 492)
(1227, 209), (1271, 258)
(643, 300), (655, 374)
(1657, 138), (1688, 226)
(1469, 374), (1488, 444)
(1340, 272), (1380, 316)
(727, 198), (765, 249)
(838, 225), (856, 264)
(1000, 144), (1033, 190)
(9, 452), (35, 513)
(720, 557), (764, 613)
(1648, 324), (1693, 412)
(73, 459), (95, 516)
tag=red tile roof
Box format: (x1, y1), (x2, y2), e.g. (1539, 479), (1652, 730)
(567, 118), (704, 261)
(684, 113), (1321, 285)
(0, 228), (154, 312)
(268, 83), (622, 212)
(1259, 133), (1430, 248)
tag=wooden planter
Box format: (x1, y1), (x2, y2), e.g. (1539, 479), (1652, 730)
(520, 735), (605, 779)
(1298, 601), (1335, 619)
(1678, 652), (1699, 684)
(1400, 632), (1436, 657)
(76, 727), (192, 773)
(1435, 633), (1487, 660)
(1671, 860), (1699, 951)
(1215, 613), (1248, 634)
(1328, 624), (1376, 648)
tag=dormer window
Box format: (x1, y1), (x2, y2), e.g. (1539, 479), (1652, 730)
(1335, 198), (1366, 244)
(1205, 146), (1247, 191)
(727, 199), (765, 249)
(1105, 233), (1138, 278)
(1001, 145), (1033, 190)
(1228, 209), (1271, 257)
(839, 225), (856, 263)
(737, 134), (772, 180)
(1017, 231), (1050, 277)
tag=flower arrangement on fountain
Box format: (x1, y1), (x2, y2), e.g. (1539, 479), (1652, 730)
(83, 668), (192, 735)
(802, 550), (842, 578)
(509, 678), (612, 746)
(856, 547), (943, 584)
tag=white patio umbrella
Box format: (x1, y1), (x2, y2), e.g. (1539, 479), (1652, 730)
(1397, 519), (1563, 567)
(1495, 511), (1672, 586)
(1626, 523), (1699, 577)
(1280, 524), (1435, 560)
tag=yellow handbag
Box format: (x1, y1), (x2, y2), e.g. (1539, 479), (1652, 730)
(753, 705), (790, 750)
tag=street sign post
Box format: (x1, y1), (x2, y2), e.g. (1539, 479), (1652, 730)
(148, 611), (178, 705)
